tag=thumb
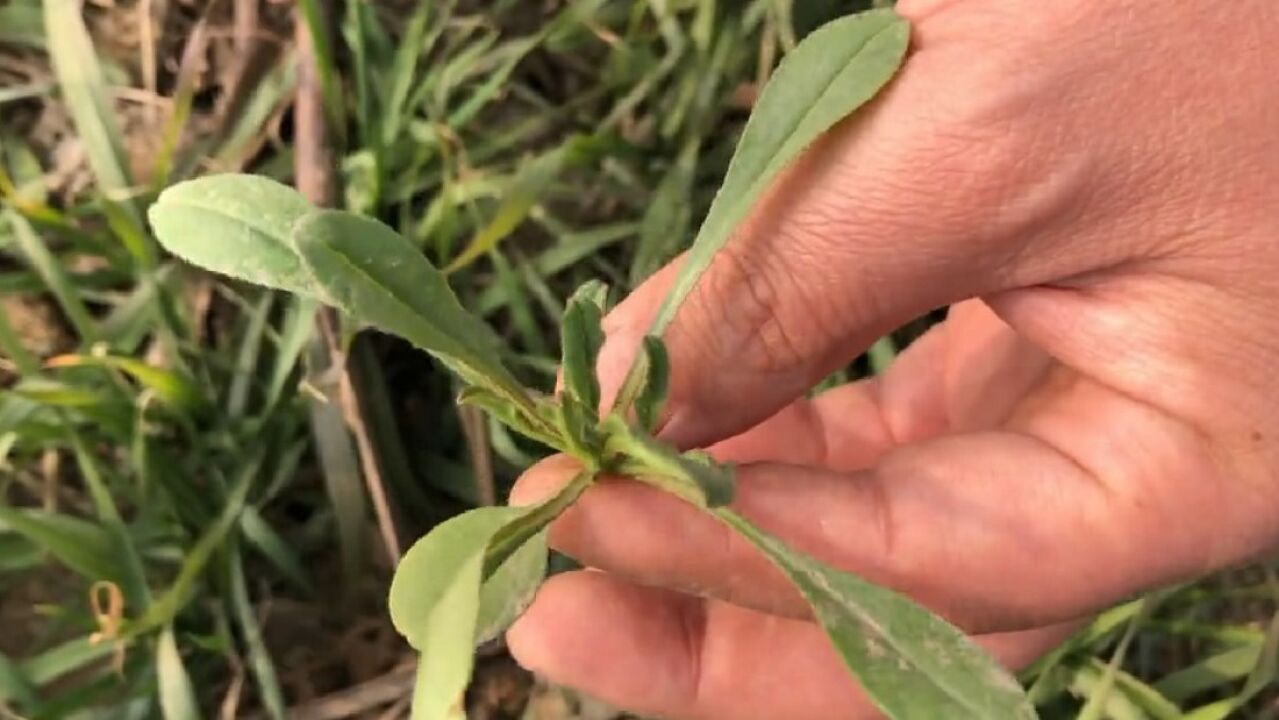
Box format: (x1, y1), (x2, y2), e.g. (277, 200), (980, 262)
(597, 4), (1105, 448)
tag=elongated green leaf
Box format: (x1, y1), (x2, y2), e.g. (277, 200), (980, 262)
(630, 139), (698, 286)
(0, 301), (40, 375)
(458, 387), (563, 450)
(444, 139), (582, 274)
(240, 506), (312, 593)
(48, 354), (207, 414)
(44, 0), (137, 223)
(390, 475), (591, 720)
(291, 210), (538, 418)
(1182, 606), (1279, 720)
(650, 9), (908, 333)
(0, 507), (126, 583)
(381, 0), (437, 146)
(484, 471), (592, 576)
(560, 282), (606, 414)
(475, 529), (549, 646)
(615, 9), (911, 413)
(297, 0), (346, 146)
(228, 547), (286, 720)
(601, 415), (734, 507)
(67, 430), (151, 610)
(1065, 660), (1164, 720)
(557, 393), (601, 461)
(1154, 643), (1262, 702)
(130, 460), (256, 637)
(0, 651), (39, 710)
(157, 625), (201, 720)
(0, 532), (42, 573)
(633, 336), (670, 432)
(718, 510), (1036, 720)
(148, 174), (317, 296)
(7, 209), (97, 342)
(0, 3), (43, 49)
(19, 636), (114, 687)
(265, 296), (318, 409)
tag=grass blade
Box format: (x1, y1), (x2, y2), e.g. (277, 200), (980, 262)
(0, 651), (39, 711)
(6, 210), (97, 342)
(239, 505), (312, 593)
(43, 0), (138, 222)
(444, 138), (584, 274)
(130, 458), (257, 637)
(0, 507), (125, 584)
(0, 306), (40, 375)
(157, 625), (201, 720)
(228, 547), (287, 720)
(19, 636), (114, 687)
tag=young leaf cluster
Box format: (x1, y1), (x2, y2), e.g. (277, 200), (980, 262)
(147, 8), (1038, 720)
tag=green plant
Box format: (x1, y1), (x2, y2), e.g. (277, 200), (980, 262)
(148, 8), (1036, 720)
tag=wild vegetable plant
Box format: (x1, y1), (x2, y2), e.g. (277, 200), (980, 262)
(148, 9), (1037, 720)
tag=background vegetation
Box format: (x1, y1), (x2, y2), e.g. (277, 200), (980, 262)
(0, 0), (1274, 717)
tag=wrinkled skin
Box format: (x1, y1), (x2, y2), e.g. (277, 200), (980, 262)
(503, 1), (1279, 717)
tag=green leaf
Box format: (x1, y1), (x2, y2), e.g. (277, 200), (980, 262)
(390, 506), (530, 650)
(650, 9), (908, 333)
(130, 459), (257, 637)
(457, 387), (563, 451)
(1154, 643), (1262, 703)
(0, 2), (43, 49)
(390, 507), (527, 720)
(0, 532), (42, 573)
(616, 8), (911, 411)
(557, 393), (601, 461)
(240, 506), (313, 593)
(717, 510), (1036, 720)
(390, 474), (592, 720)
(559, 282), (607, 414)
(48, 354), (207, 414)
(633, 336), (670, 433)
(443, 138), (584, 274)
(0, 651), (39, 711)
(6, 209), (97, 342)
(291, 209), (538, 417)
(43, 0), (138, 223)
(148, 174), (317, 297)
(630, 139), (698, 286)
(0, 307), (40, 376)
(601, 415), (734, 508)
(0, 508), (126, 584)
(265, 296), (318, 409)
(19, 636), (114, 687)
(157, 625), (201, 720)
(475, 530), (548, 646)
(297, 0), (346, 146)
(483, 470), (592, 577)
(228, 547), (286, 720)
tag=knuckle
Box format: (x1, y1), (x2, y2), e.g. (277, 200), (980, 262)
(695, 238), (833, 375)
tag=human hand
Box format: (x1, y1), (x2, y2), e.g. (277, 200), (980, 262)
(505, 0), (1279, 717)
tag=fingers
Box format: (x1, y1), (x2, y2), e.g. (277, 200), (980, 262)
(517, 372), (1244, 634)
(507, 571), (1079, 720)
(591, 6), (1106, 448)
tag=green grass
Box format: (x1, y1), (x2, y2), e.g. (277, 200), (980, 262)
(0, 0), (1275, 718)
